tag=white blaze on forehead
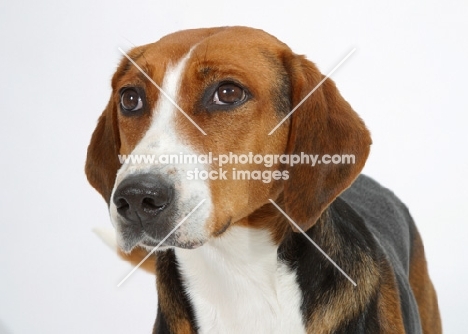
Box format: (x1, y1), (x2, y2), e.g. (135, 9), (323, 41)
(128, 50), (193, 161)
(147, 56), (189, 137)
(110, 48), (213, 247)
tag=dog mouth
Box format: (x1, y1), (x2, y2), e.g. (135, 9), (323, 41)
(141, 239), (203, 250)
(116, 215), (231, 253)
(118, 226), (205, 253)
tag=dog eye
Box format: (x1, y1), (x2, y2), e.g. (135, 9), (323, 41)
(213, 83), (246, 105)
(120, 88), (144, 113)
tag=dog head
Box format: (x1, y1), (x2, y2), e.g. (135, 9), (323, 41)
(85, 26), (371, 253)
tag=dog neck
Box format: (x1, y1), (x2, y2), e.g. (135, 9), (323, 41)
(174, 224), (306, 333)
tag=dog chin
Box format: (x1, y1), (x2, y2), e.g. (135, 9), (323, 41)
(138, 238), (205, 252)
(117, 230), (207, 253)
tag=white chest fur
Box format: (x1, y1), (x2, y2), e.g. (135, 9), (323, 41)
(175, 226), (306, 334)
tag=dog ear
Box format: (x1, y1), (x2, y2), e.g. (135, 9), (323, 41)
(86, 47), (151, 204)
(283, 55), (371, 231)
(85, 96), (121, 204)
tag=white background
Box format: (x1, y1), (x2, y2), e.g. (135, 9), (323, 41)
(1, 0), (467, 333)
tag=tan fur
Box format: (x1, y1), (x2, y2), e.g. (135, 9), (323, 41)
(116, 248), (155, 274)
(304, 217), (381, 333)
(154, 254), (196, 334)
(409, 229), (442, 333)
(377, 261), (406, 333)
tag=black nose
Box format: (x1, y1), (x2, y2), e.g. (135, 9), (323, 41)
(113, 174), (172, 224)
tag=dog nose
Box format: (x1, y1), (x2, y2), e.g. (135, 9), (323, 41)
(113, 174), (172, 224)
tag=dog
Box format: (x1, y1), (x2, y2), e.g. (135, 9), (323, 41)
(86, 26), (441, 333)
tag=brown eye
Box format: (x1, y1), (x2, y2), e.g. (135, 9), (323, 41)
(120, 88), (144, 113)
(213, 83), (246, 105)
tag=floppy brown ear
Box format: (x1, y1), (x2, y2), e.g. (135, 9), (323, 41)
(283, 55), (371, 231)
(85, 97), (121, 204)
